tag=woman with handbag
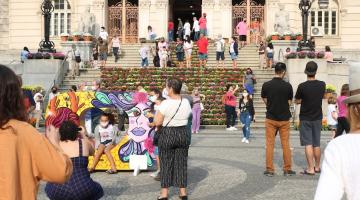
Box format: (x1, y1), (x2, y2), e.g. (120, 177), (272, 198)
(191, 87), (205, 134)
(154, 78), (192, 200)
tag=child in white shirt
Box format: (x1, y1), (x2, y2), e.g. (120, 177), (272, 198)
(327, 96), (338, 138)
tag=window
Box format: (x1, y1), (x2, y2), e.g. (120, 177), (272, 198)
(51, 0), (71, 36)
(310, 0), (339, 36)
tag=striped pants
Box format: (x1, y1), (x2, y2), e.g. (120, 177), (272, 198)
(158, 126), (189, 188)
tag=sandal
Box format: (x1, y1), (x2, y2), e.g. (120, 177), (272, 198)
(157, 197), (168, 200)
(106, 169), (117, 174)
(314, 168), (321, 174)
(300, 170), (315, 176)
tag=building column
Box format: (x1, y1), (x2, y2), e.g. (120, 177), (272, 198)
(202, 0), (215, 39)
(138, 0), (151, 39)
(92, 0), (106, 36)
(150, 0), (169, 39)
(214, 0), (232, 39)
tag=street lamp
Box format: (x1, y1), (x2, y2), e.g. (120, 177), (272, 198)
(38, 0), (56, 53)
(298, 0), (313, 51)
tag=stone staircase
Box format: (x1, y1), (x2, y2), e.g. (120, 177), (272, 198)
(59, 42), (274, 129)
(103, 43), (260, 68)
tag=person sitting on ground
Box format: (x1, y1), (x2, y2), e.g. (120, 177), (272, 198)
(20, 46), (30, 63)
(315, 63), (360, 200)
(45, 121), (103, 200)
(0, 65), (72, 200)
(148, 25), (157, 41)
(89, 112), (119, 174)
(324, 46), (334, 62)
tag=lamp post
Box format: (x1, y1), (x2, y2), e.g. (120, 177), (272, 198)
(298, 0), (313, 51)
(38, 0), (56, 53)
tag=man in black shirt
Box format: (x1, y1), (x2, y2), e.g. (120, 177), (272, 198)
(295, 61), (326, 175)
(261, 62), (296, 177)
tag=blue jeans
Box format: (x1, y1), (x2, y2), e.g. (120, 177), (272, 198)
(168, 30), (174, 42)
(194, 31), (200, 41)
(141, 57), (149, 67)
(240, 111), (252, 139)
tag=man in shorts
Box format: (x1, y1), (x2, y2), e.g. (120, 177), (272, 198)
(236, 19), (248, 48)
(295, 61), (326, 175)
(197, 34), (208, 68)
(215, 34), (225, 68)
(98, 37), (108, 68)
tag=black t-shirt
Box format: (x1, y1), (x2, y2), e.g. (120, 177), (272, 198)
(261, 78), (293, 121)
(295, 80), (326, 121)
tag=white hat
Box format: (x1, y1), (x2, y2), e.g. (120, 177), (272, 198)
(344, 60), (360, 104)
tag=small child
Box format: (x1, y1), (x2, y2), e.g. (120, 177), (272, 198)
(327, 96), (338, 138)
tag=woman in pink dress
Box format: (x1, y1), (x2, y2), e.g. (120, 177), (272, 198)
(335, 84), (350, 138)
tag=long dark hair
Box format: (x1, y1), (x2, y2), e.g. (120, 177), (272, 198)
(0, 65), (27, 129)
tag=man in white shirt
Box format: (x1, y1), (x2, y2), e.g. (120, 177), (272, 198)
(99, 26), (108, 41)
(66, 45), (81, 79)
(192, 17), (200, 41)
(33, 90), (43, 129)
(215, 34), (225, 68)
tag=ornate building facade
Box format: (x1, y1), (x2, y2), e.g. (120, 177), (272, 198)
(0, 0), (360, 60)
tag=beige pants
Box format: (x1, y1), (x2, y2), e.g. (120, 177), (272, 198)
(160, 58), (167, 68)
(71, 61), (80, 77)
(259, 54), (265, 69)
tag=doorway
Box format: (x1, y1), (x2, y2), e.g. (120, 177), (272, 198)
(169, 0), (202, 36)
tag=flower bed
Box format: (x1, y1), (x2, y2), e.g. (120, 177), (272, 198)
(100, 67), (244, 125)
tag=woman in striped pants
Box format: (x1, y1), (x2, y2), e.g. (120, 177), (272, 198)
(155, 78), (192, 200)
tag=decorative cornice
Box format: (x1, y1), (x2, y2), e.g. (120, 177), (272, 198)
(139, 0), (151, 8)
(92, 0), (105, 8)
(154, 0), (168, 8)
(202, 0), (215, 9)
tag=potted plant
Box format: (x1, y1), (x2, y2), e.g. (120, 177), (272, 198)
(283, 31), (292, 40)
(60, 33), (69, 42)
(307, 51), (316, 59)
(297, 51), (306, 59)
(53, 52), (65, 60)
(72, 32), (82, 41)
(83, 33), (92, 41)
(325, 84), (336, 99)
(317, 51), (325, 59)
(290, 34), (297, 40)
(285, 52), (297, 59)
(271, 32), (280, 40)
(67, 36), (73, 41)
(296, 32), (303, 41)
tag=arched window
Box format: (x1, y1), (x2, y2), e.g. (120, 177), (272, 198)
(310, 0), (339, 36)
(50, 0), (71, 36)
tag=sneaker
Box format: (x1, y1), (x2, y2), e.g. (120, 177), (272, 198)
(230, 126), (238, 131)
(150, 170), (160, 178)
(263, 171), (275, 177)
(245, 139), (250, 144)
(283, 170), (296, 176)
(242, 138), (246, 143)
(195, 131), (199, 134)
(226, 128), (233, 131)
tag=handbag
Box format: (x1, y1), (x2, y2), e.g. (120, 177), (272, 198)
(153, 98), (183, 146)
(200, 103), (204, 111)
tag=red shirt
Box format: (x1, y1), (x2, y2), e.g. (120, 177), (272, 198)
(168, 22), (174, 31)
(197, 38), (208, 54)
(199, 17), (207, 29)
(225, 91), (237, 107)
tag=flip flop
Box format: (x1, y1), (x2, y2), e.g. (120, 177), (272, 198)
(300, 170), (315, 176)
(106, 169), (117, 174)
(314, 168), (321, 173)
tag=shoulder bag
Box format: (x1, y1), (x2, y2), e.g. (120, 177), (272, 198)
(153, 98), (183, 146)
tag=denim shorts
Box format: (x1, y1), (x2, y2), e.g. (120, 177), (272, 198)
(99, 52), (108, 61)
(230, 52), (238, 60)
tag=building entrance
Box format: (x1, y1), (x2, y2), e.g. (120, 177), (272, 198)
(169, 0), (202, 39)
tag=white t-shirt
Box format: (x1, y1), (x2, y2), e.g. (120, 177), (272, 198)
(33, 93), (43, 111)
(193, 20), (200, 32)
(159, 98), (192, 127)
(215, 39), (225, 52)
(327, 104), (338, 126)
(49, 92), (58, 101)
(184, 22), (191, 37)
(266, 47), (273, 53)
(315, 134), (360, 200)
(230, 42), (235, 53)
(184, 41), (193, 54)
(139, 46), (149, 59)
(111, 37), (120, 48)
(99, 31), (108, 40)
